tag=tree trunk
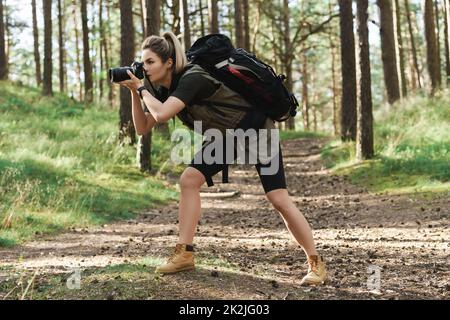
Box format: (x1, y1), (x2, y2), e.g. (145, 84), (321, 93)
(145, 0), (160, 36)
(0, 0), (6, 80)
(139, 0), (164, 173)
(208, 0), (219, 34)
(234, 0), (244, 48)
(311, 71), (318, 132)
(43, 0), (53, 96)
(444, 0), (450, 86)
(3, 0), (8, 76)
(301, 50), (310, 131)
(283, 0), (295, 130)
(434, 0), (442, 86)
(394, 0), (408, 96)
(329, 1), (339, 136)
(31, 0), (41, 86)
(243, 0), (250, 51)
(199, 0), (206, 36)
(338, 0), (357, 141)
(181, 0), (191, 49)
(377, 0), (401, 104)
(356, 0), (374, 160)
(171, 0), (181, 35)
(404, 0), (422, 89)
(119, 0), (136, 145)
(251, 1), (261, 53)
(99, 0), (104, 99)
(0, 0), (8, 80)
(58, 0), (65, 93)
(145, 0), (169, 138)
(139, 0), (145, 36)
(106, 2), (114, 104)
(424, 0), (440, 93)
(81, 0), (93, 102)
(72, 0), (83, 100)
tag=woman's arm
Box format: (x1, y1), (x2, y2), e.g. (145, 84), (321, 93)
(140, 91), (186, 123)
(130, 90), (157, 135)
(123, 70), (186, 124)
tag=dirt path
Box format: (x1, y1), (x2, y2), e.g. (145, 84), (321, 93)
(0, 138), (448, 300)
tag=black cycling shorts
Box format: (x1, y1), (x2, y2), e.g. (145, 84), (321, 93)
(189, 139), (287, 194)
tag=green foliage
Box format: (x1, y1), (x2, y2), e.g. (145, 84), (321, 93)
(321, 92), (450, 194)
(0, 81), (179, 247)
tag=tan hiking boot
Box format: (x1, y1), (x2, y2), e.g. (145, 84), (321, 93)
(300, 255), (328, 286)
(155, 244), (195, 274)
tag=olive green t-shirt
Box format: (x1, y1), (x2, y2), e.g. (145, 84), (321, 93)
(170, 73), (219, 106)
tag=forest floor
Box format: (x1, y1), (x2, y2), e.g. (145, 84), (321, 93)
(0, 137), (448, 300)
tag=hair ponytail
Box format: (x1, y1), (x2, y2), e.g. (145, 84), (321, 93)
(142, 32), (187, 75)
(162, 32), (188, 74)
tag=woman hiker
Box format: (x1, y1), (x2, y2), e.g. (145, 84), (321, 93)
(116, 31), (328, 286)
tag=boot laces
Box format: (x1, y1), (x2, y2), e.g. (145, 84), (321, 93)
(168, 245), (183, 262)
(307, 256), (320, 274)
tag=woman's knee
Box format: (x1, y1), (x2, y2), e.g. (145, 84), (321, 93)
(180, 167), (205, 190)
(266, 189), (291, 212)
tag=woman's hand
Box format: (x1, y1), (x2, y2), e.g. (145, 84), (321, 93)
(118, 70), (143, 91)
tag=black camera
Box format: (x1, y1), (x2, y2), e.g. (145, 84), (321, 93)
(109, 61), (145, 83)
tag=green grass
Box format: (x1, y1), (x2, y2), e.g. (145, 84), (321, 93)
(0, 263), (160, 300)
(322, 91), (450, 194)
(280, 129), (326, 140)
(0, 81), (182, 247)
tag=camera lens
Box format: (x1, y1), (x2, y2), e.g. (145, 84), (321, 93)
(108, 67), (133, 83)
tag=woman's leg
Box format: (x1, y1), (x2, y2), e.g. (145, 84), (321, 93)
(266, 188), (318, 257)
(178, 167), (206, 245)
(155, 167), (207, 274)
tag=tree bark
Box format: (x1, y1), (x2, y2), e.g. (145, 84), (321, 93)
(171, 0), (181, 35)
(251, 1), (261, 53)
(301, 49), (310, 131)
(199, 0), (206, 36)
(356, 0), (374, 160)
(145, 0), (160, 36)
(0, 0), (7, 81)
(31, 0), (41, 86)
(394, 0), (408, 96)
(424, 0), (440, 93)
(329, 1), (339, 136)
(139, 0), (145, 36)
(58, 0), (65, 93)
(404, 0), (422, 89)
(377, 0), (401, 104)
(119, 0), (136, 145)
(81, 0), (93, 102)
(148, 0), (170, 139)
(338, 0), (357, 141)
(444, 0), (450, 86)
(139, 0), (164, 173)
(3, 0), (8, 76)
(283, 0), (295, 130)
(0, 0), (6, 80)
(434, 0), (442, 86)
(243, 0), (250, 51)
(181, 0), (191, 49)
(208, 0), (219, 34)
(234, 0), (244, 48)
(72, 0), (83, 100)
(43, 0), (53, 96)
(99, 0), (104, 99)
(106, 2), (114, 104)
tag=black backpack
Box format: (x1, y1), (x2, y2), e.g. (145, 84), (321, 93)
(186, 34), (299, 122)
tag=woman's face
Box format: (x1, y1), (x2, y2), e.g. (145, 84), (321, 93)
(141, 49), (173, 85)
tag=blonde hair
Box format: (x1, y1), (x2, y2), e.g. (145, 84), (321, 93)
(141, 32), (188, 74)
